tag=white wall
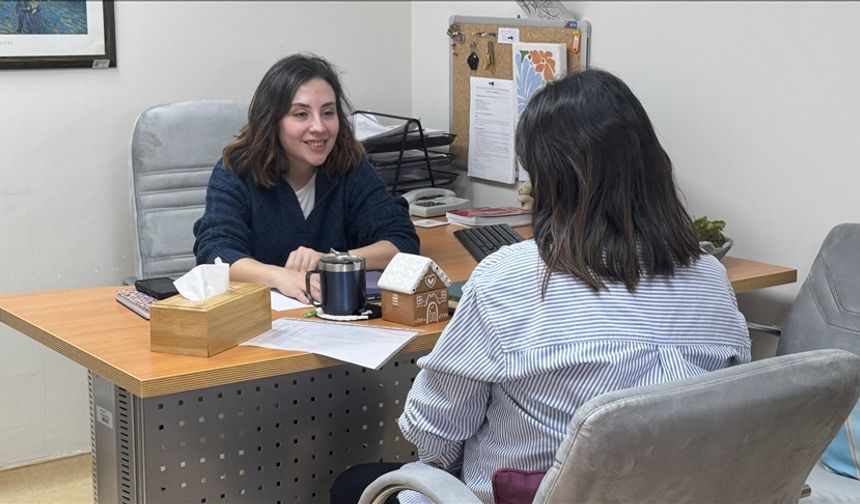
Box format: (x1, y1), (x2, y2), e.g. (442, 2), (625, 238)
(411, 1), (860, 356)
(0, 1), (413, 469)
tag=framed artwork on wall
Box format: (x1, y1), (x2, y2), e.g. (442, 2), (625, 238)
(0, 0), (116, 70)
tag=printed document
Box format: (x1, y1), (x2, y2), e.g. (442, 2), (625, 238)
(241, 318), (419, 370)
(468, 77), (516, 184)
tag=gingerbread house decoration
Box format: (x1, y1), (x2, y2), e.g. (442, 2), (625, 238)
(378, 253), (452, 326)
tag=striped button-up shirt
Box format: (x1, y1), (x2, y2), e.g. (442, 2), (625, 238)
(398, 240), (750, 503)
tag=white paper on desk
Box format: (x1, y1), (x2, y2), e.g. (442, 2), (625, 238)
(351, 112), (444, 142)
(351, 112), (416, 142)
(241, 318), (419, 370)
(270, 290), (311, 311)
(468, 77), (516, 184)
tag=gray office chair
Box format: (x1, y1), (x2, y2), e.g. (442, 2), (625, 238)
(128, 100), (247, 281)
(359, 349), (860, 504)
(774, 223), (860, 357)
(749, 223), (860, 502)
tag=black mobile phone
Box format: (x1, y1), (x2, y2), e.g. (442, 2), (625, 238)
(134, 277), (179, 300)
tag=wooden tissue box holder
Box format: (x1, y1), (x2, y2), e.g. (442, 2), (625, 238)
(150, 282), (272, 357)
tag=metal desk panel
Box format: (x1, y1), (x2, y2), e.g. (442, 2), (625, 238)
(91, 351), (425, 503)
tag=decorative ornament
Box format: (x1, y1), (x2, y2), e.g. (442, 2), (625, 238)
(517, 180), (534, 210)
(484, 40), (495, 70)
(467, 41), (479, 71)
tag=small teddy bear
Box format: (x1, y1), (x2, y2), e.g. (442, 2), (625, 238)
(517, 180), (534, 210)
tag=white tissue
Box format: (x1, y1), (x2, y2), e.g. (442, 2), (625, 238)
(173, 258), (230, 301)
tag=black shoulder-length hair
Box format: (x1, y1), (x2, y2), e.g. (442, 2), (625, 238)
(515, 69), (701, 295)
(223, 53), (363, 188)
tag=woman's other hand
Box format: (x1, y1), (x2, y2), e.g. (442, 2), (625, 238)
(272, 268), (320, 304)
(285, 246), (329, 273)
(230, 257), (320, 304)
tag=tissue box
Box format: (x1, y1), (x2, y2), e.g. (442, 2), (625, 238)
(150, 282), (272, 357)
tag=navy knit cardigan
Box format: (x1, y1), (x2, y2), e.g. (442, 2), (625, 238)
(193, 157), (419, 267)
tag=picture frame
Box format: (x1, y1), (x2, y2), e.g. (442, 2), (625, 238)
(0, 0), (116, 70)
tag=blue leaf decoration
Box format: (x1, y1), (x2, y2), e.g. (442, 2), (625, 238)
(515, 50), (546, 116)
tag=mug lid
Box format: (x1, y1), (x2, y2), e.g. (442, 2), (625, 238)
(319, 254), (365, 272)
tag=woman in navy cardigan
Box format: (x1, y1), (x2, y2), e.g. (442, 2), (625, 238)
(193, 54), (419, 303)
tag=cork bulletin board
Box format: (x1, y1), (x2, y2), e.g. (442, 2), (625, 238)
(447, 16), (591, 174)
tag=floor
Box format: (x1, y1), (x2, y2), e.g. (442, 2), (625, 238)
(0, 454), (92, 504)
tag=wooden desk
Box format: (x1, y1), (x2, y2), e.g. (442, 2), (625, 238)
(419, 223), (797, 294)
(0, 226), (796, 503)
(0, 227), (795, 399)
(0, 290), (435, 504)
(0, 288), (445, 399)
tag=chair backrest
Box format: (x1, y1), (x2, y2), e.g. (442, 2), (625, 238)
(130, 100), (247, 280)
(533, 349), (860, 504)
(777, 223), (860, 357)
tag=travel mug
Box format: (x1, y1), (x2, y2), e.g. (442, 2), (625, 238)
(305, 255), (367, 316)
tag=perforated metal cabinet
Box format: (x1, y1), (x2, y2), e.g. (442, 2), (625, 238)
(89, 351), (426, 503)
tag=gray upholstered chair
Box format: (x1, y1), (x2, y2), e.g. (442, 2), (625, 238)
(128, 100), (247, 282)
(359, 349), (860, 504)
(773, 223), (860, 358)
(749, 223), (860, 502)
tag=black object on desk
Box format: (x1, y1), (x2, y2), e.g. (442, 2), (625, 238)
(356, 110), (458, 195)
(135, 277), (179, 300)
(454, 223), (524, 261)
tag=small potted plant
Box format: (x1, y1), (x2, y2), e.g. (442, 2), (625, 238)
(694, 216), (734, 259)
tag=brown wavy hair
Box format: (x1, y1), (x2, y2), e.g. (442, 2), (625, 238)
(515, 69), (701, 295)
(223, 54), (363, 187)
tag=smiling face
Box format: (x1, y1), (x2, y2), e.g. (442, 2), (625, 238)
(278, 77), (340, 177)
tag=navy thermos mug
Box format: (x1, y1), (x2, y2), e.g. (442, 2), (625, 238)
(305, 255), (367, 315)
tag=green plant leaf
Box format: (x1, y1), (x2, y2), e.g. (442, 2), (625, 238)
(693, 216), (727, 247)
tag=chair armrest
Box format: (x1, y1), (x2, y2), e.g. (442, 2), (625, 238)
(358, 463), (481, 504)
(747, 322), (782, 336)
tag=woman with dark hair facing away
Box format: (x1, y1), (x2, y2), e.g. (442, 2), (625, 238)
(332, 69), (750, 503)
(194, 54), (418, 302)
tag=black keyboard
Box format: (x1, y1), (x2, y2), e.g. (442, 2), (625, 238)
(454, 223), (524, 261)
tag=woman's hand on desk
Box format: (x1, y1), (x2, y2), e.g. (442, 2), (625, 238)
(285, 246), (329, 273)
(230, 257), (319, 304)
(274, 268), (319, 304)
